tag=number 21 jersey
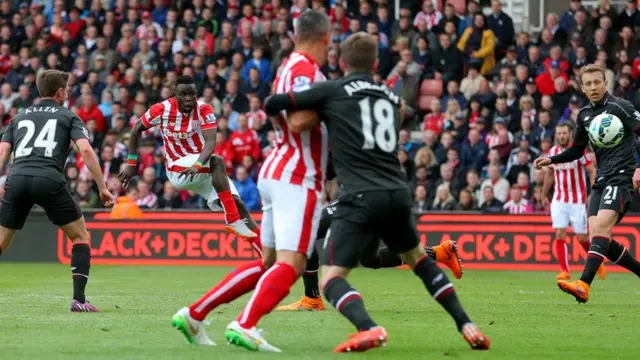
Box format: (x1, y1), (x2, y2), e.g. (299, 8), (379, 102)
(1, 99), (89, 184)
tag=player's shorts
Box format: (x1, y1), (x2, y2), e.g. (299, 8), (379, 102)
(258, 178), (323, 257)
(166, 154), (239, 211)
(0, 175), (82, 230)
(321, 188), (419, 269)
(587, 174), (633, 224)
(550, 201), (588, 234)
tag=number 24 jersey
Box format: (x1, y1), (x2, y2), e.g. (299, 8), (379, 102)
(287, 73), (407, 194)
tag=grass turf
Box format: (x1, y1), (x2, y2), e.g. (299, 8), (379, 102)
(0, 263), (639, 359)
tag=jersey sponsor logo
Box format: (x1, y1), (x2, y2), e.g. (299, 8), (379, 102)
(292, 76), (311, 92)
(163, 128), (191, 139)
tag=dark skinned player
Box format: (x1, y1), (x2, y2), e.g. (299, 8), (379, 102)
(535, 64), (640, 303)
(118, 75), (262, 254)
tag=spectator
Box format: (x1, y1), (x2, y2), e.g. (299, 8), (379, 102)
(539, 12), (568, 48)
(506, 150), (534, 185)
(464, 169), (483, 200)
(414, 146), (439, 182)
(441, 80), (467, 110)
(487, 0), (515, 60)
(431, 33), (464, 83)
(535, 60), (569, 96)
(480, 164), (509, 204)
(458, 1), (480, 36)
(530, 185), (548, 213)
(241, 46), (272, 83)
(456, 188), (479, 211)
(412, 184), (430, 214)
(0, 82), (17, 109)
(234, 166), (260, 211)
(516, 172), (533, 199)
(183, 190), (206, 209)
(73, 180), (100, 209)
(77, 94), (106, 132)
(560, 0), (585, 32)
(422, 98), (446, 135)
(136, 181), (158, 209)
(386, 60), (419, 108)
(458, 13), (496, 75)
(503, 186), (532, 214)
(413, 0), (442, 32)
(223, 79), (249, 113)
(460, 64), (485, 100)
(461, 128), (488, 173)
(100, 144), (122, 180)
(229, 113), (261, 166)
(110, 186), (144, 219)
(398, 129), (421, 159)
(480, 186), (504, 213)
(432, 184), (456, 211)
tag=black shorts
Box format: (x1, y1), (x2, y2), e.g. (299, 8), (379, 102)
(587, 175), (633, 224)
(321, 189), (419, 269)
(0, 175), (82, 230)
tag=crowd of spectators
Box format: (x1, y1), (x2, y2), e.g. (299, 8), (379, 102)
(0, 0), (638, 215)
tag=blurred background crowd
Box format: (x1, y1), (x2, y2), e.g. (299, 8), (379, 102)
(0, 0), (639, 214)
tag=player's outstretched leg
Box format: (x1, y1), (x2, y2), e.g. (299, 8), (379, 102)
(402, 246), (490, 350)
(60, 217), (99, 312)
(276, 249), (324, 311)
(172, 257), (269, 345)
(209, 155), (256, 238)
(605, 239), (640, 278)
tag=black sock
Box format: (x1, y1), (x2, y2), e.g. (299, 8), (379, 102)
(606, 240), (640, 278)
(71, 243), (91, 303)
(580, 236), (610, 285)
(425, 246), (436, 259)
(303, 250), (320, 298)
(376, 247), (403, 268)
(414, 255), (471, 331)
(324, 277), (377, 331)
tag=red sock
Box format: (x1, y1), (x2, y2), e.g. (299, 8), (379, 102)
(219, 190), (241, 223)
(580, 240), (591, 252)
(244, 227), (263, 258)
(554, 239), (569, 273)
(237, 262), (298, 328)
(189, 259), (265, 321)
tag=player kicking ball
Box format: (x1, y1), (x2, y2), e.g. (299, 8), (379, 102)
(535, 64), (640, 303)
(278, 184), (463, 312)
(0, 70), (115, 312)
(118, 75), (260, 252)
(264, 32), (489, 352)
(541, 122), (607, 281)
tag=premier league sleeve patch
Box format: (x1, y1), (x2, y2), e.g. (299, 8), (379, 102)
(292, 76), (312, 92)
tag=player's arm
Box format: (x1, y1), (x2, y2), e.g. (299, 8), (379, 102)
(585, 161), (596, 187)
(264, 81), (333, 132)
(196, 104), (217, 165)
(542, 165), (554, 201)
(119, 104), (162, 187)
(548, 119), (588, 165)
(0, 121), (13, 173)
(615, 100), (640, 167)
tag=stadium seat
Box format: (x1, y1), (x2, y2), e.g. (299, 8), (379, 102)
(418, 79), (443, 112)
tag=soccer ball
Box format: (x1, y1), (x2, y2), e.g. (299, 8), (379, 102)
(587, 113), (624, 148)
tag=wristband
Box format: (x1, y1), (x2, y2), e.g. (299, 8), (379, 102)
(127, 154), (137, 167)
(194, 160), (204, 171)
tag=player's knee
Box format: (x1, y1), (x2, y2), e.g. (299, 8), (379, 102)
(69, 229), (90, 244)
(591, 214), (616, 238)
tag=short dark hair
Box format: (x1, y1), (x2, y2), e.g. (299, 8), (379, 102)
(176, 75), (196, 86)
(295, 10), (331, 43)
(340, 32), (378, 72)
(556, 122), (575, 131)
(36, 69), (69, 97)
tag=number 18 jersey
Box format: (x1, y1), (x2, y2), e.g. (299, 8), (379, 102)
(287, 73), (407, 194)
(1, 99), (89, 184)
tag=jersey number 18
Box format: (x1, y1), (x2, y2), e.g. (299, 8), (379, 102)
(15, 119), (58, 158)
(359, 97), (397, 153)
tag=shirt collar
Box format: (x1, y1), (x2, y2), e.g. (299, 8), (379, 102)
(293, 50), (321, 68)
(589, 92), (610, 108)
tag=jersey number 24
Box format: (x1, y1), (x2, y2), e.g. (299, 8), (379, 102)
(15, 119), (58, 158)
(359, 97), (397, 153)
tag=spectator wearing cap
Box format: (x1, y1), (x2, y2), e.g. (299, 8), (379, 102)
(495, 45), (519, 74)
(535, 60), (568, 96)
(458, 13), (496, 75)
(486, 0), (515, 61)
(461, 128), (488, 173)
(543, 45), (570, 75)
(445, 112), (469, 145)
(431, 33), (464, 83)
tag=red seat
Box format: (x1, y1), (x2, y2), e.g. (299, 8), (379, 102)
(418, 79), (443, 112)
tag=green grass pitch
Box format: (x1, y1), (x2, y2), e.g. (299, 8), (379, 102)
(1, 263), (639, 360)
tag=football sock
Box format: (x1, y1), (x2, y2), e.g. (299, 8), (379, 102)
(580, 236), (610, 285)
(413, 255), (471, 331)
(219, 190), (241, 224)
(238, 262), (298, 328)
(606, 240), (640, 278)
(579, 240), (590, 252)
(245, 226), (263, 258)
(190, 259), (265, 321)
(303, 250), (321, 298)
(554, 239), (569, 273)
(324, 277), (377, 331)
(71, 243), (91, 303)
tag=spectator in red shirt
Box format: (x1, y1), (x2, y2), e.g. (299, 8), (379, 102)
(535, 60), (568, 96)
(77, 94), (107, 133)
(228, 113), (261, 166)
(193, 24), (215, 56)
(422, 98), (446, 135)
(64, 7), (86, 39)
(214, 131), (234, 174)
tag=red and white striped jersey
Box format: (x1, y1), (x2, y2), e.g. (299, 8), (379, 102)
(503, 199), (532, 214)
(548, 145), (592, 204)
(141, 98), (217, 172)
(258, 51), (329, 191)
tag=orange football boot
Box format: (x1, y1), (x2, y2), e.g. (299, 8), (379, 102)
(597, 264), (607, 280)
(557, 279), (590, 303)
(333, 327), (388, 353)
(276, 296), (325, 311)
(433, 240), (463, 279)
(461, 323), (491, 350)
(555, 271), (571, 280)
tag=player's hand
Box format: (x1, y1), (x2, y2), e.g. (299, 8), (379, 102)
(178, 165), (200, 182)
(633, 168), (640, 189)
(533, 157), (552, 170)
(117, 165), (137, 189)
(99, 188), (115, 208)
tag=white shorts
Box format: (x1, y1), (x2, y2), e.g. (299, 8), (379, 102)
(166, 154), (239, 211)
(550, 201), (588, 234)
(258, 178), (323, 257)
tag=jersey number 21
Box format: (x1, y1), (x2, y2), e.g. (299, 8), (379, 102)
(359, 97), (397, 153)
